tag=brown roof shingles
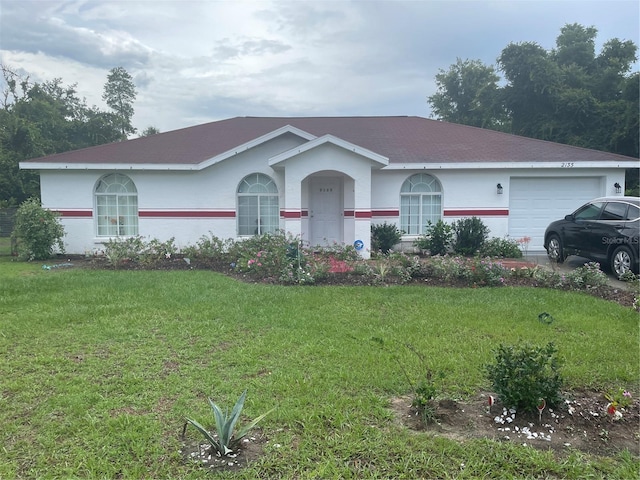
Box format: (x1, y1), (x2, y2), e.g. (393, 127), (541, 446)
(22, 116), (638, 166)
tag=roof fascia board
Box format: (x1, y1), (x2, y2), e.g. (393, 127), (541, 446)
(20, 162), (202, 171)
(382, 161), (639, 170)
(269, 134), (389, 167)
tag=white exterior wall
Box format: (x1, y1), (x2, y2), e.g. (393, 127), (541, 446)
(38, 128), (628, 256)
(40, 134), (307, 253)
(371, 167), (626, 251)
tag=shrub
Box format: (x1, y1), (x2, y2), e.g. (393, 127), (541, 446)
(313, 242), (361, 262)
(11, 198), (65, 261)
(486, 342), (564, 413)
(103, 236), (146, 267)
(181, 233), (232, 261)
(414, 220), (453, 256)
(479, 237), (523, 258)
(468, 257), (509, 286)
(230, 231), (325, 284)
(371, 222), (403, 255)
(452, 217), (489, 256)
(141, 237), (178, 266)
(565, 262), (608, 290)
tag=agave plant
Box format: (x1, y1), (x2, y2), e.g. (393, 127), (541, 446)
(185, 390), (273, 456)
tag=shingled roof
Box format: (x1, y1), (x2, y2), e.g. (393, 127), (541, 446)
(21, 116), (638, 167)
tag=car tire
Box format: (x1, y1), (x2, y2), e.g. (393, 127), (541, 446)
(546, 235), (564, 263)
(610, 246), (633, 277)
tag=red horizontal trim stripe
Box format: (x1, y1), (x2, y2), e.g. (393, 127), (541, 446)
(140, 211), (235, 218)
(301, 210), (309, 217)
(281, 211), (301, 219)
(55, 210), (93, 218)
(355, 211), (372, 219)
(344, 210), (354, 217)
(372, 209), (399, 217)
(444, 209), (509, 217)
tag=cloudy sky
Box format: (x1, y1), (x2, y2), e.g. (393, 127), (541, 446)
(1, 0), (638, 134)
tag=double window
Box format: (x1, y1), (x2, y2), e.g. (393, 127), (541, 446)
(400, 173), (442, 235)
(95, 173), (138, 236)
(237, 173), (279, 235)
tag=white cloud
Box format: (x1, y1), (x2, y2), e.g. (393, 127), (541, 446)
(1, 0), (638, 133)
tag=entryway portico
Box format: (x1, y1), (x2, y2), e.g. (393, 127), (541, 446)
(269, 133), (388, 258)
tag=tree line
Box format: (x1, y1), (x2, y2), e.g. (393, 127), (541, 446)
(428, 23), (639, 194)
(0, 65), (158, 206)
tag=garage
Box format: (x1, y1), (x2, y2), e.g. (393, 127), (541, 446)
(508, 177), (603, 252)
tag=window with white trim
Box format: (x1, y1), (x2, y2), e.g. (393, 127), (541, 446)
(400, 173), (442, 235)
(237, 173), (279, 235)
(95, 173), (138, 236)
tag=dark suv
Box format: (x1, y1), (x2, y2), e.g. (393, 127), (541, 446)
(544, 197), (640, 276)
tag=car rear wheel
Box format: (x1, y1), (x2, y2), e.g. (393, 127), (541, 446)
(546, 235), (564, 263)
(611, 246), (633, 277)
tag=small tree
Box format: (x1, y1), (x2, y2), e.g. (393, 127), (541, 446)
(11, 198), (65, 260)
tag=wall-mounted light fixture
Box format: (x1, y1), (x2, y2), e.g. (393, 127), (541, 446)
(496, 183), (503, 194)
(614, 182), (622, 194)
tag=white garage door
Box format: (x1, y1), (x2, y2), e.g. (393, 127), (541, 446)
(509, 177), (603, 252)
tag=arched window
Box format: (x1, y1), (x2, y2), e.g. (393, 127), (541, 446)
(400, 173), (442, 235)
(95, 173), (138, 236)
(237, 173), (279, 235)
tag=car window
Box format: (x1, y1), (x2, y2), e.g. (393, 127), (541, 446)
(626, 204), (640, 221)
(574, 202), (604, 221)
(600, 202), (628, 221)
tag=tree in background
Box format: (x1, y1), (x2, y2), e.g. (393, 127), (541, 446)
(428, 23), (639, 172)
(102, 67), (137, 139)
(0, 65), (126, 206)
(428, 58), (508, 131)
(140, 126), (160, 137)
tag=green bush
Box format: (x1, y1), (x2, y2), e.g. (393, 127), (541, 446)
(479, 237), (523, 258)
(11, 198), (65, 261)
(140, 237), (178, 266)
(102, 236), (146, 267)
(565, 262), (608, 289)
(414, 220), (453, 256)
(486, 342), (564, 413)
(371, 222), (403, 255)
(229, 231), (325, 284)
(452, 217), (489, 256)
(181, 232), (232, 261)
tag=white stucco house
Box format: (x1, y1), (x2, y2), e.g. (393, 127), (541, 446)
(20, 116), (637, 258)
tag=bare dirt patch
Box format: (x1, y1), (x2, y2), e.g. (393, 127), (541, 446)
(391, 391), (640, 457)
(179, 430), (267, 473)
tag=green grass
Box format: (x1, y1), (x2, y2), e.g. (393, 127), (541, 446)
(0, 236), (11, 256)
(0, 259), (638, 478)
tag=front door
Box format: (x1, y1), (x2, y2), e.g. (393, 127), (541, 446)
(310, 177), (342, 246)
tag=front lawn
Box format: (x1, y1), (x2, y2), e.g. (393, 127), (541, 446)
(0, 260), (637, 478)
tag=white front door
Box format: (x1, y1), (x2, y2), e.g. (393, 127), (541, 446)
(310, 177), (342, 246)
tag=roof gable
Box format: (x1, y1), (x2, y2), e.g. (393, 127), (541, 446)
(269, 134), (388, 168)
(200, 124), (316, 169)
